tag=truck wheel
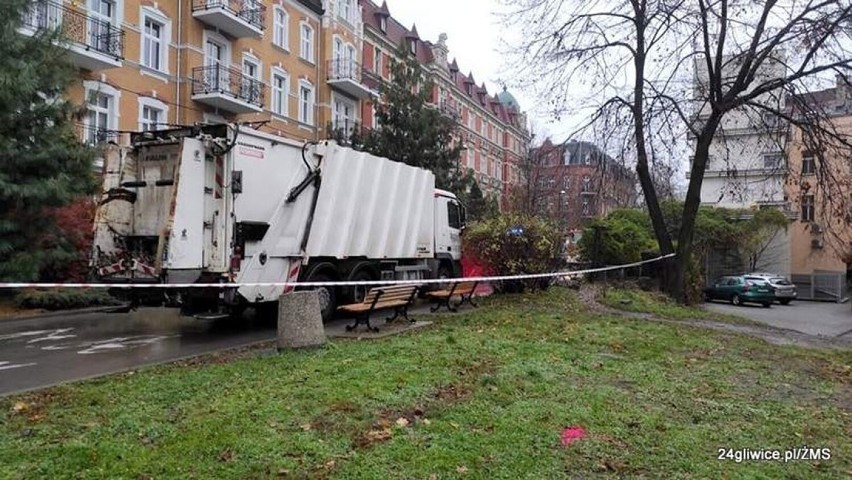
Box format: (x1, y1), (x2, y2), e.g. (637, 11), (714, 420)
(307, 272), (336, 322)
(347, 270), (374, 304)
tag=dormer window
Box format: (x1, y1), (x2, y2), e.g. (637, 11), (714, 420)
(409, 39), (416, 54)
(380, 17), (387, 32)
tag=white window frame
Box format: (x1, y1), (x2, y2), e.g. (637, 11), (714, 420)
(273, 6), (289, 50)
(242, 54), (261, 80)
(83, 80), (120, 144)
(338, 0), (353, 23)
(140, 6), (170, 74)
(298, 80), (315, 125)
(332, 93), (357, 132)
(270, 67), (290, 118)
(380, 16), (387, 32)
(137, 96), (169, 131)
(300, 22), (315, 63)
(374, 46), (382, 74)
(802, 153), (816, 175)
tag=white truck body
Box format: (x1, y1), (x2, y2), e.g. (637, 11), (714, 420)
(92, 125), (464, 317)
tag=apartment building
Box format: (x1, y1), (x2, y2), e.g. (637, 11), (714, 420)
(19, 0), (378, 152)
(693, 55), (793, 275)
(530, 139), (637, 232)
(359, 0), (530, 203)
(785, 78), (852, 275)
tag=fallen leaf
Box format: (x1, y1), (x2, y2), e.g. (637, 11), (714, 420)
(428, 474), (438, 480)
(325, 460), (336, 469)
(12, 402), (29, 414)
(277, 469), (289, 476)
(450, 422), (459, 429)
(218, 447), (235, 462)
(422, 418), (431, 425)
(300, 423), (312, 431)
(456, 465), (468, 473)
(366, 429), (392, 442)
(396, 417), (410, 428)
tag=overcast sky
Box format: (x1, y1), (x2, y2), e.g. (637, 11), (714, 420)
(381, 0), (559, 139)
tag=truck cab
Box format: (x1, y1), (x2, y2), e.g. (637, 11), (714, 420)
(434, 189), (465, 277)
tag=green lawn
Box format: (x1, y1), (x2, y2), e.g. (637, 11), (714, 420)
(1, 288), (850, 479)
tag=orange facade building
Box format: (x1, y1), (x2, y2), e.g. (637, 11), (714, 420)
(20, 0), (529, 204)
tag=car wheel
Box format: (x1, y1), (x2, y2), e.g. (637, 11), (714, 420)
(732, 294), (742, 306)
(762, 302), (772, 308)
(779, 299), (791, 305)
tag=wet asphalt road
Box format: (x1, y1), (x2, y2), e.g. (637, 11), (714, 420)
(0, 308), (276, 396)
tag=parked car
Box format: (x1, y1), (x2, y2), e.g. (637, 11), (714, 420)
(746, 272), (798, 305)
(703, 275), (775, 307)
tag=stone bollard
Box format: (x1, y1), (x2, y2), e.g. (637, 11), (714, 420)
(277, 290), (326, 351)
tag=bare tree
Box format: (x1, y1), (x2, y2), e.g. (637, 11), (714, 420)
(504, 0), (852, 301)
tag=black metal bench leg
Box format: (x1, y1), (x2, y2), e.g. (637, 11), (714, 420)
(386, 308), (401, 322)
(345, 314), (364, 332)
(430, 299), (447, 313)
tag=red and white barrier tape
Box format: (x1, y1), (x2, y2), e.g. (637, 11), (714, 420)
(0, 254), (675, 289)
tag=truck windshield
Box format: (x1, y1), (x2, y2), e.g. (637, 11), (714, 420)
(447, 201), (462, 229)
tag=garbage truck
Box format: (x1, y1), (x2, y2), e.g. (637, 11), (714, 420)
(91, 124), (466, 320)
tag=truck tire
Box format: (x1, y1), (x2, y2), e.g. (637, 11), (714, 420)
(346, 269), (375, 304)
(307, 272), (337, 322)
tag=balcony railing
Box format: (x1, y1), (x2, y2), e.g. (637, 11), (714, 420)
(22, 0), (125, 59)
(192, 64), (264, 108)
(439, 100), (462, 121)
(191, 0), (265, 32)
(327, 59), (377, 98)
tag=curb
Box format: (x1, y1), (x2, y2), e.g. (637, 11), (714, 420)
(0, 303), (132, 324)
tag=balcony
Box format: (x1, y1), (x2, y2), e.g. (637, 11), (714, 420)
(439, 100), (461, 122)
(327, 59), (377, 99)
(192, 0), (265, 38)
(21, 1), (125, 71)
(191, 65), (264, 114)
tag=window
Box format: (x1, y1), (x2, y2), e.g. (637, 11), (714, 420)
(138, 97), (168, 132)
(379, 16), (387, 32)
(582, 175), (591, 192)
(299, 82), (314, 125)
(141, 8), (170, 73)
(409, 39), (416, 55)
(83, 81), (119, 145)
(374, 47), (382, 74)
(763, 153), (783, 170)
(447, 202), (462, 229)
(582, 198), (591, 216)
(802, 153), (815, 175)
(242, 57), (259, 79)
(140, 106), (161, 131)
(300, 23), (314, 62)
(338, 0), (352, 22)
(270, 69), (289, 117)
(273, 7), (289, 49)
(562, 175), (571, 189)
(332, 96), (355, 132)
(801, 195), (815, 222)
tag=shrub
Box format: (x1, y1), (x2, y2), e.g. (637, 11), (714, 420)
(577, 209), (659, 265)
(463, 214), (563, 292)
(15, 289), (122, 311)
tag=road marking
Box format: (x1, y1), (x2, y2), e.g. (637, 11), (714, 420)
(77, 335), (176, 355)
(0, 361), (38, 371)
(0, 330), (51, 342)
(26, 328), (76, 344)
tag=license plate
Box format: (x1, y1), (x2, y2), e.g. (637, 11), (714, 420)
(757, 288), (769, 292)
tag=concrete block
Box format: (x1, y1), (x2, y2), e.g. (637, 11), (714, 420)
(277, 290), (326, 350)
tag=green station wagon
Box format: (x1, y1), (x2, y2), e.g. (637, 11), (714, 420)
(703, 275), (775, 307)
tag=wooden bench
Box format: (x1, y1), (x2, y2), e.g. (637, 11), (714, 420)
(425, 281), (479, 313)
(337, 284), (420, 332)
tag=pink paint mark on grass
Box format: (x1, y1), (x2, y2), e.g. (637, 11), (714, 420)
(560, 426), (587, 447)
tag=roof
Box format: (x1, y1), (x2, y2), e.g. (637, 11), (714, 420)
(360, 0), (526, 130)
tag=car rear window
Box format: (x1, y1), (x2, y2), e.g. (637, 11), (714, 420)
(744, 277), (766, 284)
(771, 277), (792, 285)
